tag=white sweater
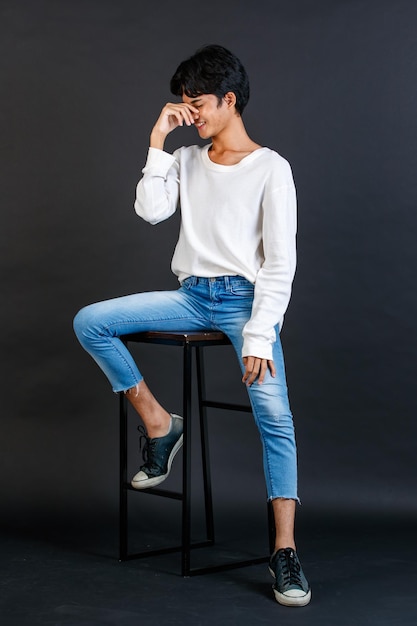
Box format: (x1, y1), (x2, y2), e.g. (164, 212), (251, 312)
(134, 144), (297, 360)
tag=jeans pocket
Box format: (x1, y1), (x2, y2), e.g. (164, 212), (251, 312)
(181, 276), (195, 290)
(230, 282), (255, 297)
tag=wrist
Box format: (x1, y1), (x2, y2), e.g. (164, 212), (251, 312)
(150, 129), (167, 150)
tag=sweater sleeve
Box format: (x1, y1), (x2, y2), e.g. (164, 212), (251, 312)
(242, 167), (297, 360)
(134, 147), (180, 225)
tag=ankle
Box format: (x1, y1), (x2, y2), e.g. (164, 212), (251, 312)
(274, 538), (296, 553)
(145, 412), (171, 438)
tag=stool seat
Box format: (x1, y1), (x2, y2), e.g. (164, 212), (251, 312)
(122, 330), (231, 345)
(119, 329), (274, 576)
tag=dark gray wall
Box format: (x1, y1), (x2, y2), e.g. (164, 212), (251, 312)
(1, 0), (417, 529)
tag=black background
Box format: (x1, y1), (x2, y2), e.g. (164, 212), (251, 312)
(1, 0), (417, 538)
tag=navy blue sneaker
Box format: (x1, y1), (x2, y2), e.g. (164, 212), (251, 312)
(131, 414), (183, 490)
(269, 547), (311, 607)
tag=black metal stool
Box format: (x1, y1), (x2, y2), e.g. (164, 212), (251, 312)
(119, 330), (275, 576)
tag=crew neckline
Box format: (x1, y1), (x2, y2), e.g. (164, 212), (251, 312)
(201, 143), (269, 171)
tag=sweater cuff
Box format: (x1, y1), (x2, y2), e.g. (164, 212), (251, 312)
(143, 147), (176, 174)
(242, 338), (273, 361)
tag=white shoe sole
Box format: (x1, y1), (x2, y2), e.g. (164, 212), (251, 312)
(269, 565), (312, 607)
(273, 587), (312, 607)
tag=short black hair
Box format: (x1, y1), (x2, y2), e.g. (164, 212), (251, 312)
(170, 44), (250, 116)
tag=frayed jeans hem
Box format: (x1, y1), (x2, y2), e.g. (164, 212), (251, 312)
(268, 495), (301, 505)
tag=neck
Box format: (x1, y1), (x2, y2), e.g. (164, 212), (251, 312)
(210, 116), (257, 154)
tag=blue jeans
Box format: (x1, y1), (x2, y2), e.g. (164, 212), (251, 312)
(73, 276), (298, 501)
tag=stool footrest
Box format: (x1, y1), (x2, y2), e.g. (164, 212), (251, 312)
(119, 539), (214, 563)
(202, 400), (252, 412)
(125, 483), (182, 500)
(120, 544), (269, 577)
(187, 555), (270, 577)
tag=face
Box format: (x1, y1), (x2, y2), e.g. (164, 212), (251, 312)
(182, 93), (233, 139)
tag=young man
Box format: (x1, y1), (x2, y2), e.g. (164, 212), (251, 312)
(74, 45), (311, 607)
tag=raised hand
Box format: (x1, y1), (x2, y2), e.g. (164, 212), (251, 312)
(150, 102), (199, 149)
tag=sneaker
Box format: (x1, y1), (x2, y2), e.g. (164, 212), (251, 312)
(131, 414), (183, 490)
(269, 547), (311, 607)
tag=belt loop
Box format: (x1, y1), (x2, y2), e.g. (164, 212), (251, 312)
(224, 276), (230, 290)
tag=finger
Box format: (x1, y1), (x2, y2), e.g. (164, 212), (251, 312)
(170, 111), (185, 127)
(243, 358), (261, 387)
(172, 103), (198, 126)
(268, 360), (276, 378)
(181, 104), (201, 127)
(161, 105), (188, 128)
(158, 107), (182, 131)
(242, 356), (254, 384)
(244, 371), (255, 386)
(180, 102), (200, 115)
(257, 360), (268, 384)
(174, 108), (194, 126)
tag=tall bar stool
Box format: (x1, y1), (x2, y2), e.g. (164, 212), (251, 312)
(119, 330), (275, 576)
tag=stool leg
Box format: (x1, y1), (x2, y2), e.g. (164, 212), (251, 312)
(181, 342), (193, 576)
(119, 390), (128, 561)
(196, 346), (215, 543)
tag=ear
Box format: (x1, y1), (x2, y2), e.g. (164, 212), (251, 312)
(223, 91), (237, 109)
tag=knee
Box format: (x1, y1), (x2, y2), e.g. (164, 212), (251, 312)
(73, 304), (98, 345)
(248, 381), (293, 425)
(249, 379), (289, 411)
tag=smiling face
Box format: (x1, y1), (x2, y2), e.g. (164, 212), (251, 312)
(182, 92), (236, 139)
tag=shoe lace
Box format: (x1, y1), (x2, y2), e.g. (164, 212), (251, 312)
(138, 425), (157, 467)
(278, 549), (303, 588)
